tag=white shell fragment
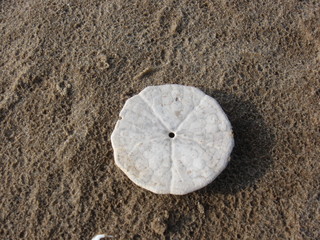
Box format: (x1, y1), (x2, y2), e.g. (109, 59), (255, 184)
(91, 234), (113, 240)
(91, 235), (106, 240)
(111, 84), (234, 195)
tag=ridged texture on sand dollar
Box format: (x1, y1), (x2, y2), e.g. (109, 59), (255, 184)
(111, 84), (234, 195)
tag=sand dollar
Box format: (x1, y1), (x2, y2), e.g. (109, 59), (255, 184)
(111, 84), (234, 195)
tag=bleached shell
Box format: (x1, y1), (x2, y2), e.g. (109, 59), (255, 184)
(111, 84), (234, 195)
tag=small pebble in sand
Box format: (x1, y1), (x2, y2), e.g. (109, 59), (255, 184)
(111, 84), (234, 195)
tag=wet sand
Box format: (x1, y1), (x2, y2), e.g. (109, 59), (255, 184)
(0, 0), (319, 239)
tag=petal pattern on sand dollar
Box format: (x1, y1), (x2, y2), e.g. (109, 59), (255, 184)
(111, 84), (234, 195)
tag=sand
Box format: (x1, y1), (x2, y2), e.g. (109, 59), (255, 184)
(0, 0), (319, 239)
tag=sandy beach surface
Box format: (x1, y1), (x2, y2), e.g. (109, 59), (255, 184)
(1, 0), (319, 239)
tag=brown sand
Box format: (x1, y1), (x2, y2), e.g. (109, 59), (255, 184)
(1, 0), (319, 239)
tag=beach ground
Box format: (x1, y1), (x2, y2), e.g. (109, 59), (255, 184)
(1, 0), (319, 239)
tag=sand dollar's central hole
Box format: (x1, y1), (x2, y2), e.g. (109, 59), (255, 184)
(169, 132), (175, 138)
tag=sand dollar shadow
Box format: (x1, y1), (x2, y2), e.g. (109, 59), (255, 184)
(202, 90), (275, 194)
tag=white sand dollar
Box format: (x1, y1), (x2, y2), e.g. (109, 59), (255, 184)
(111, 84), (234, 195)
